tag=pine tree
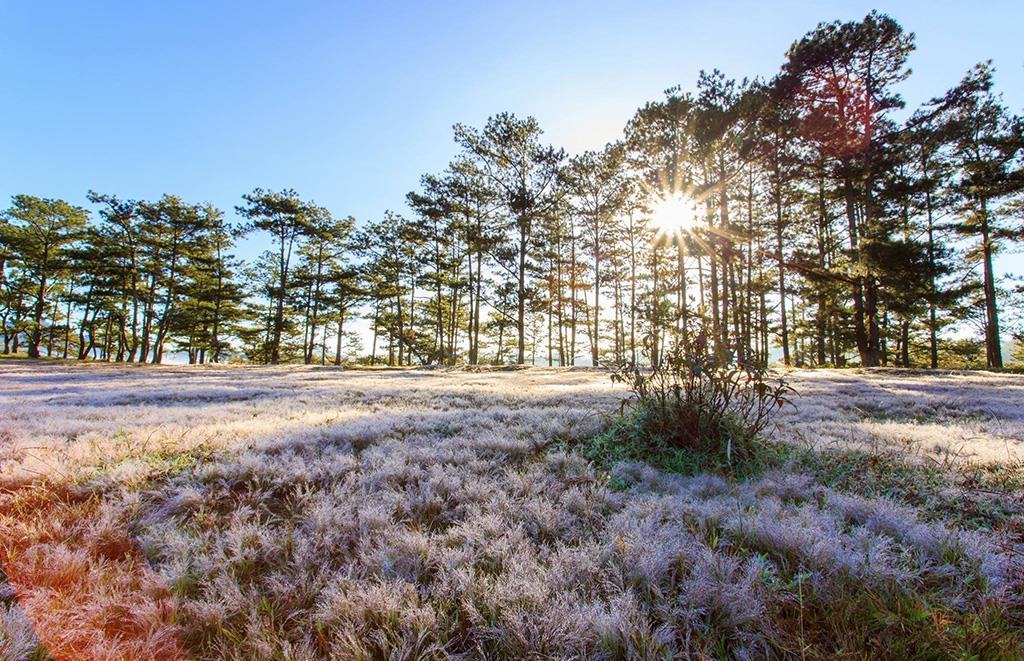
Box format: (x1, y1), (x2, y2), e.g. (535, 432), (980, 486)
(944, 65), (1024, 367)
(2, 195), (89, 358)
(237, 189), (319, 364)
(454, 113), (565, 364)
(783, 11), (915, 366)
(562, 146), (627, 365)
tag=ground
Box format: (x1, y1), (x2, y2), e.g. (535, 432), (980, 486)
(0, 363), (1022, 659)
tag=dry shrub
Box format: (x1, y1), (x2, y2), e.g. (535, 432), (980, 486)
(612, 331), (794, 467)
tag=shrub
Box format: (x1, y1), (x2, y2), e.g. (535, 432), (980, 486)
(610, 331), (794, 469)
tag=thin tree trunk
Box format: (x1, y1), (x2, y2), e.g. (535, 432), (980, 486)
(774, 194), (790, 366)
(980, 197), (1002, 368)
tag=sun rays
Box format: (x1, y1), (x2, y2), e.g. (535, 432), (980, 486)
(650, 192), (699, 236)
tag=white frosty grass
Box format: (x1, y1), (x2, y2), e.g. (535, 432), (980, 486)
(3, 365), (1022, 485)
(0, 600), (38, 660)
(0, 363), (1022, 657)
(776, 368), (1024, 464)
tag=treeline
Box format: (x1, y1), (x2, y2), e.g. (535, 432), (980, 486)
(2, 12), (1022, 368)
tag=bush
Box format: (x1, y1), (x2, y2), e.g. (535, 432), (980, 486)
(610, 332), (794, 469)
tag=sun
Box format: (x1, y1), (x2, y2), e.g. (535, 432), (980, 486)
(650, 193), (699, 236)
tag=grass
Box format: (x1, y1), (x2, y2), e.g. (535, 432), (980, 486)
(575, 421), (1024, 534)
(0, 352), (58, 361)
(792, 447), (1024, 533)
(1, 363), (1022, 658)
(565, 394), (1024, 658)
(568, 415), (792, 481)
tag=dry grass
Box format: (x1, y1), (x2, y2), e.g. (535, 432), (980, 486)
(0, 362), (1022, 659)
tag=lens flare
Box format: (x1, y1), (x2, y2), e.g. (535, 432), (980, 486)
(650, 193), (698, 235)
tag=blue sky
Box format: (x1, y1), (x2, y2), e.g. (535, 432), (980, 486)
(2, 1), (1022, 264)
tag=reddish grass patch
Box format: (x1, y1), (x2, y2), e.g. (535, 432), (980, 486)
(0, 483), (186, 659)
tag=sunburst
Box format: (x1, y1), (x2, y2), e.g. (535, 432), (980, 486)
(650, 192), (699, 236)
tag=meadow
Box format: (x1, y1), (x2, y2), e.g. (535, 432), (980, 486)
(1, 362), (1022, 659)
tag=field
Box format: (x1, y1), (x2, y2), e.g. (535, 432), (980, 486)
(1, 363), (1023, 659)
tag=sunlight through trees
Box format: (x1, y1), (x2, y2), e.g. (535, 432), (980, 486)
(1, 11), (1022, 369)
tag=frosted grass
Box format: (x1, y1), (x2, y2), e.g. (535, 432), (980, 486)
(0, 362), (1021, 657)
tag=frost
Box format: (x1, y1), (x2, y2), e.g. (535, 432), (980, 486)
(0, 362), (1021, 657)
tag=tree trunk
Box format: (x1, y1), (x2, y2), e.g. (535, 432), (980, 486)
(28, 270), (47, 359)
(335, 311), (345, 366)
(516, 218), (528, 364)
(774, 195), (790, 366)
(591, 237), (600, 366)
(980, 197), (1002, 368)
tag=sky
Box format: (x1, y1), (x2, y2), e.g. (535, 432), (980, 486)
(4, 1), (1022, 228)
(2, 1), (1023, 354)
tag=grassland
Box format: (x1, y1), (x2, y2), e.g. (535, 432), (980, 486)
(1, 363), (1022, 659)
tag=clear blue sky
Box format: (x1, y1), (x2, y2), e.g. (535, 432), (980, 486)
(2, 1), (1022, 263)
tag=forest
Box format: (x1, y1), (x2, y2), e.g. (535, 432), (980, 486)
(2, 12), (1022, 371)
